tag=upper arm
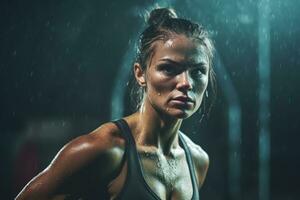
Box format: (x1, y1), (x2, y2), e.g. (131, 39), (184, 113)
(15, 123), (125, 200)
(192, 146), (209, 188)
(181, 133), (209, 189)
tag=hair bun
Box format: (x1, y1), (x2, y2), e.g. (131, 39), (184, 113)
(148, 8), (177, 26)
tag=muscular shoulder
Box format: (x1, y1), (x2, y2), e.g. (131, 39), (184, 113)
(16, 122), (125, 199)
(180, 133), (209, 189)
(50, 122), (125, 175)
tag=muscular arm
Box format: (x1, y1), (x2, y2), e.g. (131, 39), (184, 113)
(15, 123), (125, 200)
(180, 133), (209, 189)
(191, 145), (209, 189)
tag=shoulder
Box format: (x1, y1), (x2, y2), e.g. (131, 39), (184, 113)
(50, 121), (126, 175)
(16, 121), (126, 199)
(180, 132), (209, 189)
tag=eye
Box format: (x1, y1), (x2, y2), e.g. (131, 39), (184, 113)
(158, 64), (179, 76)
(190, 66), (208, 79)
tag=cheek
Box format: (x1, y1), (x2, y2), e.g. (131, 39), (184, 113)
(146, 71), (173, 94)
(194, 76), (208, 93)
(193, 77), (208, 106)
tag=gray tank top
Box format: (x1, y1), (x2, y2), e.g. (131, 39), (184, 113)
(113, 119), (200, 200)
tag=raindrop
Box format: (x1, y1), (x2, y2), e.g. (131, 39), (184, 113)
(156, 161), (162, 168)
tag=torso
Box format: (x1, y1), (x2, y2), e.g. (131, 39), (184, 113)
(107, 118), (199, 200)
(108, 145), (194, 200)
(63, 116), (205, 200)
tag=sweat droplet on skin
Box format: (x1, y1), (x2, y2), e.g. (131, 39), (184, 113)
(157, 93), (161, 96)
(156, 161), (162, 168)
(165, 39), (174, 48)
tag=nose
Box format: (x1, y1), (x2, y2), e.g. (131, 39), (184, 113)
(176, 71), (193, 91)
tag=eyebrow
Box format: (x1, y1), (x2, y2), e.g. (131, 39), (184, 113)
(159, 58), (208, 68)
(159, 58), (181, 66)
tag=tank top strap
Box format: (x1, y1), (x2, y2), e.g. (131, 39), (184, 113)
(112, 119), (160, 200)
(113, 119), (139, 175)
(179, 133), (200, 200)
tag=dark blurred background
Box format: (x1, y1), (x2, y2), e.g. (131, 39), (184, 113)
(1, 0), (299, 199)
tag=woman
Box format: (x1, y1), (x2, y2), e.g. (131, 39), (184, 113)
(16, 7), (216, 200)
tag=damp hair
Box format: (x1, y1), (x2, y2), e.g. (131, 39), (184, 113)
(129, 7), (217, 119)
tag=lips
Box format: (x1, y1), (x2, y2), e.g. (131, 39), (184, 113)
(171, 96), (194, 104)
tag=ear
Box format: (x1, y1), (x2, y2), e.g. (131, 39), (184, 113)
(134, 63), (146, 87)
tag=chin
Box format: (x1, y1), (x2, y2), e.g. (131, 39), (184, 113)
(170, 109), (193, 119)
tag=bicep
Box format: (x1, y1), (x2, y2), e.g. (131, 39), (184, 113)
(15, 130), (125, 200)
(15, 137), (93, 199)
(15, 166), (68, 200)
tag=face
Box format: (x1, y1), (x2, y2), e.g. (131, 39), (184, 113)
(137, 34), (209, 119)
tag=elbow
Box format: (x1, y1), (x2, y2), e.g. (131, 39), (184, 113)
(15, 184), (50, 200)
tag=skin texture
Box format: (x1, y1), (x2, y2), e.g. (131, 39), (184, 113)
(16, 34), (209, 200)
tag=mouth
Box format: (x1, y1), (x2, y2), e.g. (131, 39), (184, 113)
(170, 96), (194, 108)
(172, 96), (194, 103)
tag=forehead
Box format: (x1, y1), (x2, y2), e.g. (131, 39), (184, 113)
(151, 34), (209, 64)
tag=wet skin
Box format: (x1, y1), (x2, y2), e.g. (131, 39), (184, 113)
(16, 34), (210, 200)
(139, 34), (210, 120)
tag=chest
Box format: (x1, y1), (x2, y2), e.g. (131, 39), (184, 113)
(138, 151), (194, 200)
(107, 148), (196, 200)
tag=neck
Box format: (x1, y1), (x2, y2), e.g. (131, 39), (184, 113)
(134, 100), (182, 155)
